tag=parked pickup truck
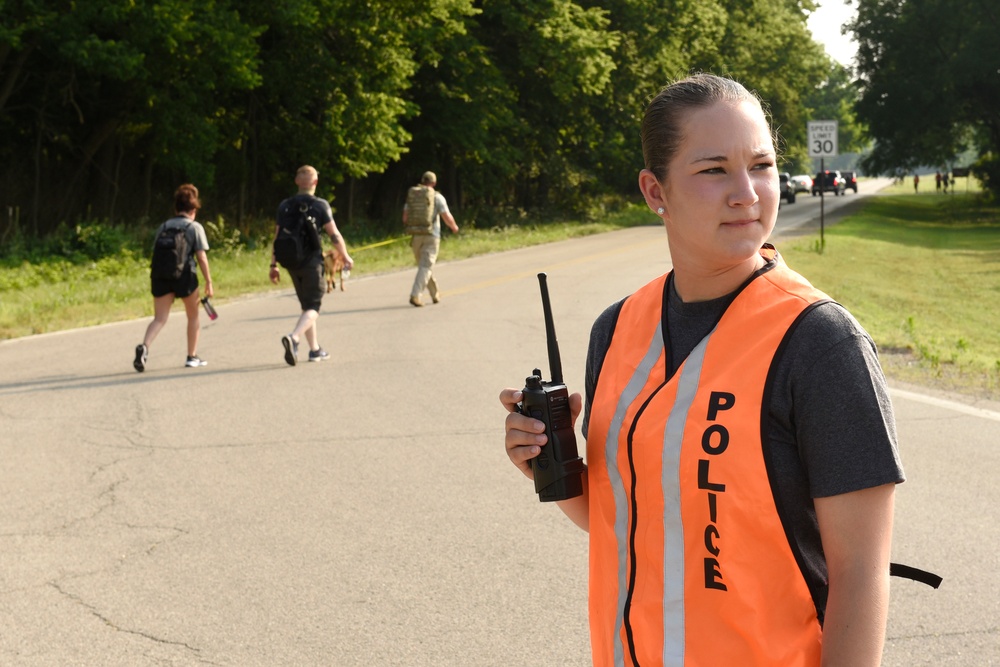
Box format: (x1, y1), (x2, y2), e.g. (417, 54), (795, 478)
(812, 170), (845, 196)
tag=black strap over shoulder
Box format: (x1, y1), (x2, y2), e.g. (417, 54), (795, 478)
(890, 562), (943, 588)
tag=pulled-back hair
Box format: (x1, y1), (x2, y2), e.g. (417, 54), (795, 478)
(641, 74), (771, 182)
(174, 183), (200, 215)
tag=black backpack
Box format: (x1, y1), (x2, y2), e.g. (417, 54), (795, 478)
(150, 222), (191, 280)
(274, 198), (322, 270)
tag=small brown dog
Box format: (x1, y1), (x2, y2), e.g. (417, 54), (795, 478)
(322, 249), (345, 293)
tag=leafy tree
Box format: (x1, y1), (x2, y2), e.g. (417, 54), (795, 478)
(0, 0), (261, 231)
(461, 0), (621, 213)
(358, 0), (624, 223)
(849, 0), (1000, 193)
(797, 62), (868, 173)
(0, 0), (883, 243)
(706, 0), (830, 173)
(229, 0), (429, 217)
(568, 0), (731, 195)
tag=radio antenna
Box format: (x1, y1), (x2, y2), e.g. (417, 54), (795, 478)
(537, 273), (564, 385)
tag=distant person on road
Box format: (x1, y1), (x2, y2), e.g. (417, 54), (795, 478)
(500, 73), (904, 666)
(133, 184), (214, 372)
(269, 165), (354, 366)
(402, 171), (458, 307)
(914, 173), (920, 193)
(936, 170), (942, 192)
(942, 172), (950, 194)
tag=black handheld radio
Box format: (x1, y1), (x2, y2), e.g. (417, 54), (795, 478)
(519, 273), (585, 502)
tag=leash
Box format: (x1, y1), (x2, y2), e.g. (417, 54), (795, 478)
(348, 236), (408, 253)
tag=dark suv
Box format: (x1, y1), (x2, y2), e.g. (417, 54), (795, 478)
(812, 170), (846, 196)
(779, 172), (796, 204)
(841, 170), (858, 193)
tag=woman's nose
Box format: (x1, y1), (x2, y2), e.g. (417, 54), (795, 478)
(729, 171), (760, 207)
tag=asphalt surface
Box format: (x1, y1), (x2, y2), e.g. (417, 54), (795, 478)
(1, 186), (997, 665)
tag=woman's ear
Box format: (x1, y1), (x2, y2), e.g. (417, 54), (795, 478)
(638, 169), (667, 217)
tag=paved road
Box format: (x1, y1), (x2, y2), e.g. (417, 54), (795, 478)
(1, 192), (996, 665)
(774, 176), (892, 236)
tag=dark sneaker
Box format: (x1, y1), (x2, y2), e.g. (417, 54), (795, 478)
(282, 334), (298, 366)
(133, 344), (148, 372)
(185, 355), (207, 368)
(308, 348), (329, 362)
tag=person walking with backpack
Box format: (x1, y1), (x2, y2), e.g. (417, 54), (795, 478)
(133, 183), (214, 371)
(269, 165), (354, 366)
(403, 171), (458, 307)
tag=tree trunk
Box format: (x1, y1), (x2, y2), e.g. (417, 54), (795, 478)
(0, 44), (32, 113)
(57, 118), (121, 222)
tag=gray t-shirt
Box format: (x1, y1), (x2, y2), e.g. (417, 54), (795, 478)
(154, 217), (209, 273)
(430, 192), (450, 239)
(582, 267), (905, 619)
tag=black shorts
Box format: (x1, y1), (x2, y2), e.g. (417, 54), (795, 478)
(288, 255), (325, 312)
(151, 266), (198, 298)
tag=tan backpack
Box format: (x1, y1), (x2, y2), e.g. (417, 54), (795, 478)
(404, 185), (435, 235)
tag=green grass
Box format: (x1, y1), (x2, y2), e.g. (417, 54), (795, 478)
(0, 205), (656, 340)
(876, 172), (982, 196)
(780, 192), (1000, 399)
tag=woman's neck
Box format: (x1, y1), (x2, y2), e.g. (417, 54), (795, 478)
(671, 253), (764, 303)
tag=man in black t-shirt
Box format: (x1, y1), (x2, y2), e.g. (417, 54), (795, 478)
(269, 166), (354, 366)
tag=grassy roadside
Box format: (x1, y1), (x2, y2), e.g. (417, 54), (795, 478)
(0, 206), (656, 340)
(3, 192), (998, 402)
(778, 190), (1000, 401)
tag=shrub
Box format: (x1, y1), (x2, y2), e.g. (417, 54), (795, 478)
(972, 153), (1000, 201)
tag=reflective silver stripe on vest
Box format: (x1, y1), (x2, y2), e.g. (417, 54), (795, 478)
(662, 334), (711, 666)
(603, 321), (664, 667)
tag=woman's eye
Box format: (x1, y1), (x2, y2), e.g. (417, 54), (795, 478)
(752, 162), (775, 171)
(701, 167), (725, 174)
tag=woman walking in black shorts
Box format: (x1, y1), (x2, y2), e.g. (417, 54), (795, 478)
(133, 184), (214, 371)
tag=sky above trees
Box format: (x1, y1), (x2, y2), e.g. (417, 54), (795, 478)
(807, 1), (858, 66)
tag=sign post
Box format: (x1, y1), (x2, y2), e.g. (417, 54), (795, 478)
(808, 120), (838, 248)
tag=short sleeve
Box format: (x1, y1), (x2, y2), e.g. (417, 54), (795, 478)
(783, 303), (905, 498)
(582, 299), (625, 439)
(435, 192), (450, 216)
(191, 222), (210, 252)
(315, 198), (334, 226)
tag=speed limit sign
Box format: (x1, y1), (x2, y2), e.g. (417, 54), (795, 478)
(808, 120), (838, 158)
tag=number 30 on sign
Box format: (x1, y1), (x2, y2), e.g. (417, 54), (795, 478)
(808, 120), (838, 158)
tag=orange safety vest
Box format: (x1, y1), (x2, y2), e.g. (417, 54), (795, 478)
(587, 247), (830, 667)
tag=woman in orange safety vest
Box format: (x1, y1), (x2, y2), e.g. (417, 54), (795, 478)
(501, 74), (903, 666)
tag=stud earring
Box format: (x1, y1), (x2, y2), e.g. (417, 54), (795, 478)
(657, 207), (665, 215)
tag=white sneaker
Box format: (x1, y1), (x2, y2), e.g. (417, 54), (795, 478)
(282, 335), (298, 366)
(185, 355), (208, 368)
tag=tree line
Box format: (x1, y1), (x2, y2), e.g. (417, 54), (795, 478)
(2, 0), (868, 243)
(850, 0), (1000, 194)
